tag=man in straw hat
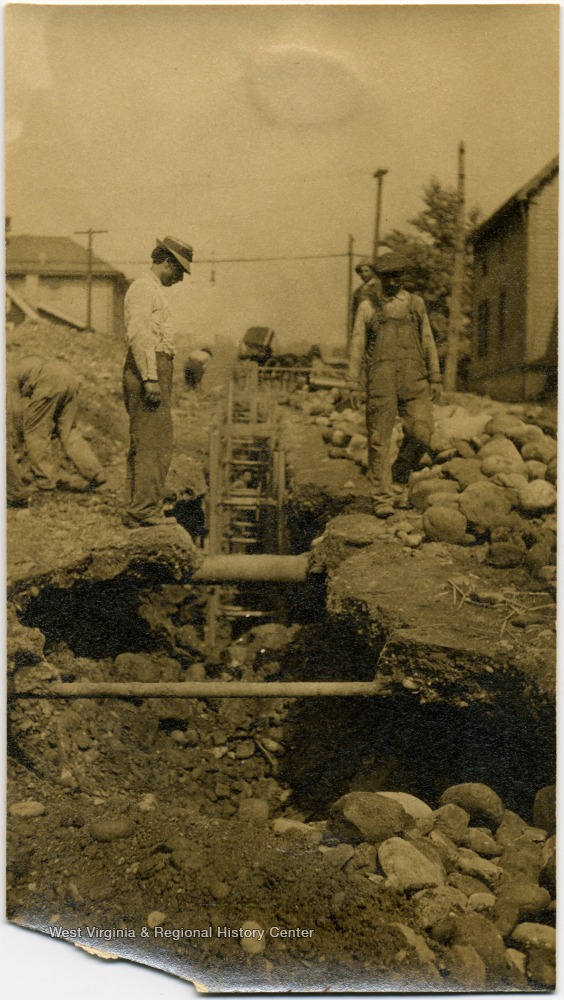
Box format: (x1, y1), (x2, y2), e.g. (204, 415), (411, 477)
(347, 251), (441, 518)
(122, 236), (193, 528)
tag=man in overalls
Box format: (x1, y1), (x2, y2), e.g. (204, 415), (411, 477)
(347, 252), (441, 517)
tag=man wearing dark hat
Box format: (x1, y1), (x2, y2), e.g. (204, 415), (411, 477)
(122, 236), (193, 528)
(348, 252), (441, 517)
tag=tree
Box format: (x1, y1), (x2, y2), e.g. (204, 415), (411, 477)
(382, 179), (480, 388)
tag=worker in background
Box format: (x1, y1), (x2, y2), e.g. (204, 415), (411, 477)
(7, 356), (106, 494)
(184, 347), (213, 389)
(122, 235), (193, 528)
(347, 252), (441, 518)
(351, 257), (381, 329)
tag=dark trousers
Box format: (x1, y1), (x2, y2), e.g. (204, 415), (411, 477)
(123, 351), (173, 521)
(366, 362), (432, 499)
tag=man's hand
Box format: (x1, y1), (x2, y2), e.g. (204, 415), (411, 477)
(347, 378), (362, 411)
(430, 382), (442, 404)
(143, 380), (162, 408)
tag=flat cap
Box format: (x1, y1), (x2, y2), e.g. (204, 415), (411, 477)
(374, 252), (411, 274)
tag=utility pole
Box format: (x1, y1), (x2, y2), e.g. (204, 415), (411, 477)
(74, 228), (108, 331)
(346, 234), (354, 351)
(372, 168), (388, 261)
(444, 142), (465, 392)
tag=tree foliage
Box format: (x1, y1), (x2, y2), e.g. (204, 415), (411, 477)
(382, 179), (480, 362)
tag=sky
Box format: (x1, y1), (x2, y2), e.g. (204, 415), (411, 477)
(5, 3), (560, 351)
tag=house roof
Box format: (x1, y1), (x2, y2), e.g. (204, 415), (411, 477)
(5, 234), (127, 282)
(6, 281), (41, 322)
(471, 155), (559, 244)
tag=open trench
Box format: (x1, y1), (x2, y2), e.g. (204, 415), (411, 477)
(10, 491), (555, 824)
(6, 443), (558, 991)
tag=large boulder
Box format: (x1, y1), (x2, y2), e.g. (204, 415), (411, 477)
(495, 810), (529, 847)
(532, 785), (556, 836)
(441, 457), (484, 489)
(521, 435), (557, 465)
(517, 480), (556, 516)
(492, 472), (529, 493)
(510, 922), (556, 952)
(545, 456), (557, 485)
(462, 827), (502, 858)
(430, 913), (509, 988)
(425, 491), (461, 507)
(456, 848), (501, 887)
(524, 460), (547, 481)
(409, 477), (458, 512)
(481, 454), (527, 479)
(487, 526), (527, 568)
(376, 791), (432, 821)
(412, 885), (468, 930)
(495, 882), (551, 929)
(328, 791), (411, 845)
(432, 803), (471, 843)
(478, 434), (525, 464)
(378, 836), (445, 892)
(430, 406), (491, 452)
(459, 481), (513, 535)
(441, 943), (487, 991)
(423, 507), (474, 545)
(439, 783), (504, 829)
(485, 414), (543, 447)
(498, 837), (544, 886)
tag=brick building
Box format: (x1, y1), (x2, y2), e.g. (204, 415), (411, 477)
(468, 155), (558, 400)
(6, 234), (129, 335)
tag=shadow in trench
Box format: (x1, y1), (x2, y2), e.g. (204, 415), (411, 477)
(279, 693), (556, 823)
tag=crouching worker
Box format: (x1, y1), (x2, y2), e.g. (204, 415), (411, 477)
(184, 347), (213, 389)
(347, 253), (441, 518)
(8, 356), (106, 493)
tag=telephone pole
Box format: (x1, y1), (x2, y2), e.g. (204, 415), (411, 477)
(346, 234), (354, 351)
(372, 168), (388, 261)
(74, 228), (108, 331)
(444, 142), (465, 392)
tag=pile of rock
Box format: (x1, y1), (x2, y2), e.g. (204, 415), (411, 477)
(276, 781), (556, 990)
(305, 391), (556, 579)
(410, 410), (556, 578)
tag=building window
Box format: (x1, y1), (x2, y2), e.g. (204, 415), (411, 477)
(478, 299), (489, 357)
(498, 289), (506, 348)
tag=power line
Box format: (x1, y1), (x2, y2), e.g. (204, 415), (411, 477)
(111, 251), (352, 266)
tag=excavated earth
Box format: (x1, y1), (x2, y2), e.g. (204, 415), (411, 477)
(6, 323), (556, 993)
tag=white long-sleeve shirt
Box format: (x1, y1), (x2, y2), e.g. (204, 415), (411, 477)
(348, 289), (441, 384)
(124, 271), (175, 381)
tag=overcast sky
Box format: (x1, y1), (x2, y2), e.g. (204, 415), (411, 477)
(5, 3), (560, 350)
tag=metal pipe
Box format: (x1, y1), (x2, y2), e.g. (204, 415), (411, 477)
(14, 680), (384, 699)
(192, 553), (308, 583)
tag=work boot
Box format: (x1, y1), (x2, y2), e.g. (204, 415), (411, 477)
(57, 474), (92, 492)
(86, 472), (107, 491)
(7, 494), (30, 509)
(372, 499), (395, 519)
